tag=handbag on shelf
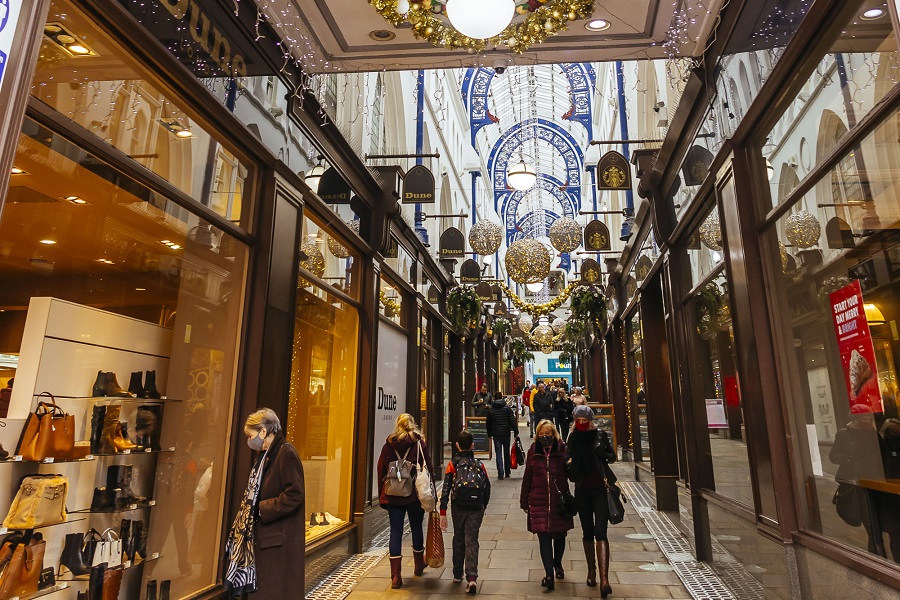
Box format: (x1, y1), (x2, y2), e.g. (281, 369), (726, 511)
(16, 393), (75, 462)
(414, 441), (436, 512)
(0, 533), (45, 600)
(82, 529), (103, 565)
(383, 447), (414, 497)
(91, 529), (122, 568)
(424, 510), (445, 568)
(601, 463), (627, 525)
(3, 475), (68, 530)
(553, 479), (577, 518)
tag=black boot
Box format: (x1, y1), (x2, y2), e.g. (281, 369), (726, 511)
(89, 563), (106, 600)
(137, 405), (163, 451)
(146, 580), (157, 600)
(91, 372), (108, 397)
(142, 370), (161, 399)
(119, 519), (133, 562)
(107, 465), (145, 506)
(159, 580), (170, 600)
(90, 405), (106, 455)
(58, 532), (91, 579)
(90, 487), (117, 512)
(104, 373), (135, 398)
(132, 520), (147, 559)
(127, 372), (144, 397)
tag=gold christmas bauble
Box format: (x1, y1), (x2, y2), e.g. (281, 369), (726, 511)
(506, 238), (551, 284)
(469, 221), (503, 255)
(549, 217), (582, 253)
(785, 210), (821, 249)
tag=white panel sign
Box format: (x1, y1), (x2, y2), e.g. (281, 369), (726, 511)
(705, 398), (728, 429)
(371, 323), (408, 499)
(0, 0), (23, 90)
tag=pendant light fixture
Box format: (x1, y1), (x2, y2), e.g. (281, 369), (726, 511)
(507, 160), (536, 191)
(304, 156), (326, 193)
(525, 281), (544, 293)
(446, 0), (515, 39)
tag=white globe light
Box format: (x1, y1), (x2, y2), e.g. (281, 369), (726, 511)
(507, 161), (536, 191)
(525, 281), (544, 293)
(397, 0), (410, 14)
(446, 0), (515, 39)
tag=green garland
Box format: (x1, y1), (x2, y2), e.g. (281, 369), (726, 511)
(448, 285), (482, 331)
(493, 317), (512, 337)
(571, 284), (607, 330)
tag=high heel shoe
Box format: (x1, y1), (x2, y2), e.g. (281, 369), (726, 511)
(112, 423), (139, 452)
(58, 532), (91, 579)
(127, 372), (144, 397)
(107, 464), (145, 506)
(142, 370), (161, 399)
(99, 405), (120, 454)
(104, 372), (135, 398)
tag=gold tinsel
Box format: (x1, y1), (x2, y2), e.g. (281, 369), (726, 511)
(368, 0), (594, 54)
(379, 290), (402, 315)
(499, 281), (580, 317)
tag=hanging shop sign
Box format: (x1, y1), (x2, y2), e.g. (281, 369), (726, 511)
(384, 236), (399, 259)
(403, 165), (435, 204)
(687, 232), (701, 250)
(459, 259), (481, 284)
(427, 284), (440, 304)
(475, 282), (493, 301)
(625, 276), (637, 299)
(581, 259), (602, 284)
(829, 280), (883, 413)
(0, 0), (23, 90)
(635, 255), (653, 281)
(316, 168), (352, 204)
(490, 284), (502, 302)
(826, 217), (855, 249)
(372, 323), (408, 497)
(597, 151), (632, 191)
(493, 301), (507, 315)
(584, 220), (611, 251)
(439, 227), (466, 258)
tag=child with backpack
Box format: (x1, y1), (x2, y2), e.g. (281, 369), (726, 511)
(439, 430), (491, 594)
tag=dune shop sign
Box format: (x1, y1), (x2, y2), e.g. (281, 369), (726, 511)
(830, 279), (883, 413)
(597, 151), (632, 191)
(316, 168), (352, 204)
(403, 165), (435, 204)
(459, 259), (481, 284)
(439, 227), (465, 258)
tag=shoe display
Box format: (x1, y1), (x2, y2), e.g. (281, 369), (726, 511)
(146, 580), (157, 600)
(90, 487), (117, 512)
(90, 405), (106, 455)
(322, 512), (342, 525)
(309, 513), (317, 527)
(159, 579), (171, 600)
(142, 370), (161, 399)
(132, 520), (147, 560)
(112, 422), (140, 452)
(127, 372), (144, 397)
(99, 405), (121, 454)
(120, 520), (134, 562)
(106, 464), (146, 506)
(104, 373), (135, 398)
(101, 564), (122, 600)
(88, 563), (106, 600)
(92, 372), (108, 397)
(0, 442), (8, 460)
(136, 404), (163, 451)
(58, 532), (91, 579)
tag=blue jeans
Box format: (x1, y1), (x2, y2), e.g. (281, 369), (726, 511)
(386, 504), (425, 557)
(493, 436), (511, 477)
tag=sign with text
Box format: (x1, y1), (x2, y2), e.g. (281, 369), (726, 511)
(465, 417), (491, 456)
(705, 399), (728, 428)
(372, 322), (408, 498)
(317, 168), (352, 204)
(439, 227), (466, 258)
(830, 280), (883, 413)
(597, 151), (632, 191)
(0, 0), (23, 90)
(459, 259), (481, 284)
(403, 165), (435, 204)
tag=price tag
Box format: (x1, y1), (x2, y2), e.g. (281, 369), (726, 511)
(123, 561), (131, 569)
(60, 583), (68, 589)
(121, 450), (131, 455)
(151, 552), (159, 560)
(0, 528), (7, 535)
(168, 447), (175, 452)
(127, 504), (138, 511)
(12, 456), (22, 462)
(85, 455), (94, 460)
(42, 457), (54, 464)
(148, 500), (156, 507)
(144, 448), (152, 453)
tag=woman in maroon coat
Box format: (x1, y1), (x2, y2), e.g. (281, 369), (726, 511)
(376, 413), (435, 589)
(520, 419), (574, 591)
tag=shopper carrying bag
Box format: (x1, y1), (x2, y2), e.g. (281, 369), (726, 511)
(425, 510), (444, 568)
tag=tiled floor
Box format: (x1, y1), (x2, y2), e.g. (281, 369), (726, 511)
(344, 444), (694, 599)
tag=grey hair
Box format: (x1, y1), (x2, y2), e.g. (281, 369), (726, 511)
(244, 408), (282, 435)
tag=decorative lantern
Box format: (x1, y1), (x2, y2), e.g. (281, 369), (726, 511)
(532, 324), (554, 346)
(446, 0), (515, 39)
(505, 238), (551, 284)
(699, 211), (722, 251)
(548, 218), (582, 253)
(551, 317), (567, 334)
(785, 210), (821, 249)
(517, 312), (533, 333)
(469, 221), (503, 255)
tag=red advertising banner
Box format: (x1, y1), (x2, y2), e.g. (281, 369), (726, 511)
(830, 280), (883, 413)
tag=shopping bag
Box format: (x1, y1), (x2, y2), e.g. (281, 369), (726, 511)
(414, 441), (436, 512)
(92, 529), (122, 568)
(514, 437), (526, 465)
(424, 511), (445, 568)
(510, 445), (518, 470)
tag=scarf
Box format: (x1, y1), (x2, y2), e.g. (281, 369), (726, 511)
(224, 449), (269, 596)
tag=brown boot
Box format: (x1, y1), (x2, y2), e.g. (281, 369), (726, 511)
(413, 549), (426, 576)
(99, 405), (121, 454)
(583, 540), (596, 587)
(389, 556), (403, 589)
(597, 540), (612, 598)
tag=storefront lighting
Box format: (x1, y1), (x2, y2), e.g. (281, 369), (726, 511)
(766, 159), (775, 181)
(507, 161), (536, 191)
(864, 303), (886, 325)
(169, 244), (181, 250)
(11, 167), (26, 175)
(482, 255), (493, 265)
(64, 196), (89, 205)
(175, 129), (194, 138)
(96, 258), (114, 265)
(585, 19), (610, 31)
(445, 0), (515, 39)
(68, 44), (91, 55)
(39, 238), (57, 245)
(135, 288), (146, 291)
(304, 157), (326, 193)
(159, 119), (193, 138)
(862, 8), (886, 19)
(44, 22), (97, 57)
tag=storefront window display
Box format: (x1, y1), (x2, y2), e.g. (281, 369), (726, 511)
(289, 214), (361, 544)
(763, 102), (900, 564)
(380, 276), (404, 325)
(628, 311), (649, 462)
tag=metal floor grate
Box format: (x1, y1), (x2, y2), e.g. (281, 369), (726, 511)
(306, 550), (388, 600)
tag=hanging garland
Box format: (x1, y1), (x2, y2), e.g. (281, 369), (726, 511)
(448, 286), (482, 331)
(498, 280), (580, 317)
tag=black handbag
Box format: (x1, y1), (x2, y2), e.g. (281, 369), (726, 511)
(514, 437), (526, 464)
(601, 463), (627, 524)
(832, 482), (863, 527)
(553, 479), (577, 518)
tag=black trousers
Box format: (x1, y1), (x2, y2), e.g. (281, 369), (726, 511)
(576, 486), (610, 541)
(537, 533), (566, 578)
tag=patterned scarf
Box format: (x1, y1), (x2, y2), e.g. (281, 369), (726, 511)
(224, 449), (269, 596)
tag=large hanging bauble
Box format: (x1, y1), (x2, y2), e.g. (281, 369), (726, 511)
(469, 220), (503, 255)
(327, 220), (360, 258)
(551, 317), (567, 334)
(549, 218), (582, 253)
(699, 211), (722, 251)
(785, 210), (821, 249)
(300, 240), (325, 278)
(532, 324), (554, 345)
(506, 238), (551, 284)
(517, 312), (533, 333)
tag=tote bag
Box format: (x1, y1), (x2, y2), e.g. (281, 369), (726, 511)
(92, 529), (122, 568)
(414, 441), (436, 512)
(3, 475), (68, 529)
(424, 511), (445, 568)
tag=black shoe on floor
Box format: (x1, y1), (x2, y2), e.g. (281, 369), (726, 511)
(505, 472), (511, 478)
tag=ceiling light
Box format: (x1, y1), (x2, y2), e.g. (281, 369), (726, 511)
(159, 118), (193, 138)
(160, 240), (171, 245)
(169, 244), (181, 250)
(482, 255), (493, 265)
(862, 8), (885, 19)
(507, 161), (536, 191)
(864, 303), (886, 325)
(64, 196), (89, 205)
(39, 239), (57, 245)
(446, 0), (515, 39)
(526, 281), (544, 293)
(585, 19), (610, 31)
(11, 167), (26, 175)
(369, 30), (397, 41)
(135, 288), (146, 291)
(175, 128), (193, 138)
(68, 44), (90, 55)
(43, 22), (97, 57)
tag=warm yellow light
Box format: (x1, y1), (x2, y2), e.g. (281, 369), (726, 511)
(68, 44), (90, 55)
(864, 303), (886, 325)
(11, 167), (25, 175)
(175, 129), (193, 138)
(39, 239), (57, 245)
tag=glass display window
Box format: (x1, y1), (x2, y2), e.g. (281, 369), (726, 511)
(628, 311), (649, 462)
(380, 276), (404, 326)
(299, 214), (360, 300)
(688, 205), (727, 287)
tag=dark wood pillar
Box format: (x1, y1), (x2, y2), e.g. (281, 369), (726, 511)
(449, 333), (464, 441)
(464, 337), (476, 417)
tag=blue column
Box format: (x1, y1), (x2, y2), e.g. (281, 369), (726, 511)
(615, 61), (634, 240)
(470, 171), (481, 259)
(415, 69), (429, 245)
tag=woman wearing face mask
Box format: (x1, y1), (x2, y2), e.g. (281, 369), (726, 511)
(224, 408), (305, 597)
(520, 420), (574, 591)
(565, 405), (617, 598)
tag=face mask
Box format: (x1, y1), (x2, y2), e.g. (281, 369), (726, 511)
(575, 421), (590, 431)
(247, 431), (266, 451)
(539, 435), (554, 448)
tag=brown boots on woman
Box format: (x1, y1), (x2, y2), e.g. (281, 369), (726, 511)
(582, 539), (612, 597)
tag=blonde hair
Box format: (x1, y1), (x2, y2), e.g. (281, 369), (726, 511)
(535, 419), (560, 440)
(389, 413), (422, 442)
(244, 408), (282, 436)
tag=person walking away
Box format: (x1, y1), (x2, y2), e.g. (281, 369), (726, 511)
(556, 389), (573, 437)
(521, 381), (532, 424)
(224, 409), (305, 597)
(376, 413), (435, 589)
(529, 384), (539, 437)
(440, 430), (491, 594)
(521, 420), (574, 591)
(471, 383), (491, 417)
(571, 387), (587, 406)
(532, 383), (556, 430)
(565, 405), (618, 597)
(486, 391), (519, 479)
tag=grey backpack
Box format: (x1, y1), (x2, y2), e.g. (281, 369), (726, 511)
(383, 447), (414, 497)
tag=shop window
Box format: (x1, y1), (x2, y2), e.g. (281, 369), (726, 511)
(299, 214), (360, 300)
(380, 276), (404, 326)
(688, 205), (726, 287)
(3, 116), (248, 598)
(628, 311), (649, 462)
(763, 104), (900, 564)
(30, 0), (251, 227)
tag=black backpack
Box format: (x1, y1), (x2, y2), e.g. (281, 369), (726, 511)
(451, 456), (488, 509)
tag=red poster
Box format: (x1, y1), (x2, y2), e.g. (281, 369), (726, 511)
(723, 375), (740, 408)
(830, 280), (883, 413)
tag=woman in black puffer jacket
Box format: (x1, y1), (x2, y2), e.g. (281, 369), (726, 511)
(565, 405), (617, 598)
(520, 419), (574, 591)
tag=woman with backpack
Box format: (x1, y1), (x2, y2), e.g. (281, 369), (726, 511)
(376, 413), (435, 589)
(520, 419), (574, 591)
(565, 405), (618, 598)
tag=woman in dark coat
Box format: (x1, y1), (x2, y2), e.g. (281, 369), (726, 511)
(566, 405), (617, 598)
(225, 408), (305, 597)
(520, 419), (574, 591)
(376, 413), (435, 589)
(556, 389), (573, 437)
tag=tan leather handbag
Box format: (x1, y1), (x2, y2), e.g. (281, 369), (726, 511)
(16, 393), (75, 461)
(0, 536), (45, 599)
(2, 475), (68, 529)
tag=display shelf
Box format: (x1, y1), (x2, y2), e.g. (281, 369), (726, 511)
(43, 395), (181, 404)
(70, 499), (156, 514)
(0, 517), (87, 534)
(0, 455), (96, 465)
(58, 552), (162, 581)
(91, 448), (174, 456)
(12, 583), (71, 599)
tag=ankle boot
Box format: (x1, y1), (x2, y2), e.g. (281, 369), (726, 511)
(119, 520), (133, 562)
(127, 372), (144, 397)
(159, 580), (170, 600)
(107, 464), (145, 505)
(412, 549), (426, 576)
(89, 563), (106, 600)
(146, 580), (157, 600)
(91, 487), (117, 512)
(90, 405), (107, 455)
(59, 532), (91, 579)
(113, 422), (139, 452)
(118, 422), (141, 450)
(92, 372), (108, 397)
(137, 404), (163, 451)
(389, 556), (403, 589)
(132, 520), (147, 559)
(142, 370), (161, 399)
(583, 540), (596, 587)
(101, 566), (122, 600)
(597, 540), (612, 598)
(104, 373), (135, 398)
(99, 405), (121, 454)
